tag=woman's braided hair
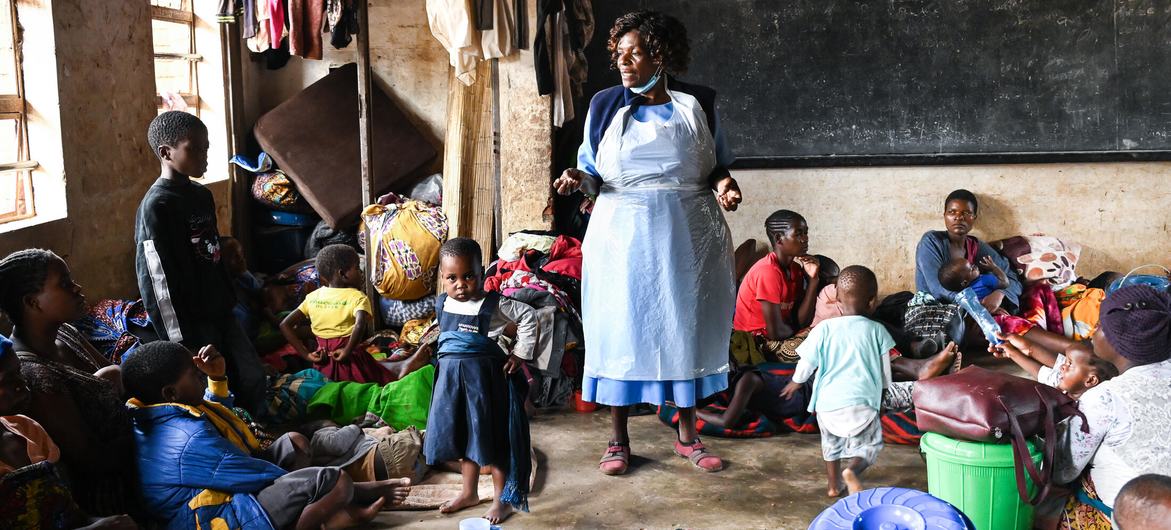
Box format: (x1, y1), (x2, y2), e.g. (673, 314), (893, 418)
(0, 249), (57, 324)
(607, 11), (691, 75)
(764, 210), (805, 244)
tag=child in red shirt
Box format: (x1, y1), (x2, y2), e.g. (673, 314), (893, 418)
(733, 210), (821, 341)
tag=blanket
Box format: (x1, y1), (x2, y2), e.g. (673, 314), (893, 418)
(306, 364), (435, 430)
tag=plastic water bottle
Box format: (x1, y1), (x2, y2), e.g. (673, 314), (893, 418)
(955, 288), (1003, 345)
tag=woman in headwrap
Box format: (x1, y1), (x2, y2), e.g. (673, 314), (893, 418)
(1003, 285), (1171, 528)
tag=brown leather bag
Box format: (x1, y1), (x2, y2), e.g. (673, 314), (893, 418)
(912, 366), (1085, 505)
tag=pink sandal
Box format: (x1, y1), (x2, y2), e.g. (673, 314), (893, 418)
(599, 441), (630, 475)
(674, 438), (724, 472)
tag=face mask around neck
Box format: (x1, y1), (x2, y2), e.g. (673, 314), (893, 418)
(631, 67), (664, 95)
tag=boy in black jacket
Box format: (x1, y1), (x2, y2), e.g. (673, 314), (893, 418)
(134, 111), (265, 413)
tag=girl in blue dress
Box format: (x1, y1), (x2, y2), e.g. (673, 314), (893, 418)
(554, 10), (743, 475)
(423, 238), (537, 524)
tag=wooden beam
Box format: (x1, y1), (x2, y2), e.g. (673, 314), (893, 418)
(220, 18), (253, 263)
(0, 161), (37, 172)
(154, 93), (199, 108)
(0, 96), (23, 115)
(355, 0), (380, 325)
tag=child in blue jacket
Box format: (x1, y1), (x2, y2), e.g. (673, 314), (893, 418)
(122, 342), (408, 529)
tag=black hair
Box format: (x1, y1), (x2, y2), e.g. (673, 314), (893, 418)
(1086, 355), (1120, 382)
(0, 249), (58, 324)
(147, 111), (207, 160)
(944, 189), (979, 215)
(814, 255), (840, 280)
(764, 210), (805, 245)
(837, 265), (878, 300)
(315, 244), (360, 281)
(1115, 474), (1171, 529)
(938, 257), (974, 292)
(122, 341), (192, 404)
(608, 11), (691, 75)
(439, 237), (483, 272)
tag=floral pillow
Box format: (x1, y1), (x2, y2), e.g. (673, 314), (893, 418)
(995, 235), (1081, 289)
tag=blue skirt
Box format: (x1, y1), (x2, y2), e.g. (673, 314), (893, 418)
(581, 373), (728, 408)
(422, 353), (510, 467)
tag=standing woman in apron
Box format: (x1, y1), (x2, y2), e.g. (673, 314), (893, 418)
(554, 10), (742, 475)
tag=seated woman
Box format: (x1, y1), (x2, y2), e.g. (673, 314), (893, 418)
(0, 249), (140, 518)
(914, 189), (1070, 351)
(0, 336), (136, 529)
(1044, 286), (1171, 527)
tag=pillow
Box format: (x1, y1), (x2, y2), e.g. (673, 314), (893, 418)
(995, 235), (1081, 289)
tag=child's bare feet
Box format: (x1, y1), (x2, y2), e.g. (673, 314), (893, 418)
(918, 342), (959, 380)
(439, 491), (481, 514)
(323, 497), (385, 529)
(483, 499), (515, 524)
(842, 468), (863, 495)
(354, 477), (411, 506)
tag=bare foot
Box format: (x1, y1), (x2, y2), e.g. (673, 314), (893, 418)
(387, 346), (432, 381)
(483, 499), (515, 524)
(354, 477), (411, 506)
(826, 485), (846, 498)
(842, 468), (863, 495)
(917, 342), (958, 380)
(439, 492), (481, 514)
(324, 497), (385, 529)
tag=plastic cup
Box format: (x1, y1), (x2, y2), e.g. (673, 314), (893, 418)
(458, 517), (490, 530)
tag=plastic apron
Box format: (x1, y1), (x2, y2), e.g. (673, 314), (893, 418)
(581, 87), (735, 382)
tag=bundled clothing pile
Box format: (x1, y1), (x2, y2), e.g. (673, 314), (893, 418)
(361, 197), (448, 330)
(231, 151), (364, 272)
(484, 232), (584, 408)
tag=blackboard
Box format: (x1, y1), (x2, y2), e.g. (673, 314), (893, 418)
(583, 1), (1171, 166)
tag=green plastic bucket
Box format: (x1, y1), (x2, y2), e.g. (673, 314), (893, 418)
(920, 431), (1042, 530)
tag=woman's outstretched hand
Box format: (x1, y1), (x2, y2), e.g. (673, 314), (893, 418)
(714, 175), (742, 211)
(554, 168), (585, 195)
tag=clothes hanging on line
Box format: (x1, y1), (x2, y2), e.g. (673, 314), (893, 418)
(535, 0), (593, 126)
(427, 0), (519, 85)
(288, 0), (325, 59)
(323, 0), (359, 50)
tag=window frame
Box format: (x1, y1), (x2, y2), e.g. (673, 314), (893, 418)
(151, 2), (202, 114)
(0, 0), (35, 224)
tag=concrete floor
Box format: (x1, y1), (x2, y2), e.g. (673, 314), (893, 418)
(374, 409), (929, 529)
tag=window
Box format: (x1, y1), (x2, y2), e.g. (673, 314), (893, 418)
(0, 0), (33, 223)
(148, 0), (232, 182)
(151, 0), (201, 114)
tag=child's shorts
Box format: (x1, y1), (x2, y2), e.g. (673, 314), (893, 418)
(256, 466), (342, 529)
(819, 416), (883, 466)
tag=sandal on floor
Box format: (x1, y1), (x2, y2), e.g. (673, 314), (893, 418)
(674, 438), (724, 472)
(599, 441), (630, 475)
